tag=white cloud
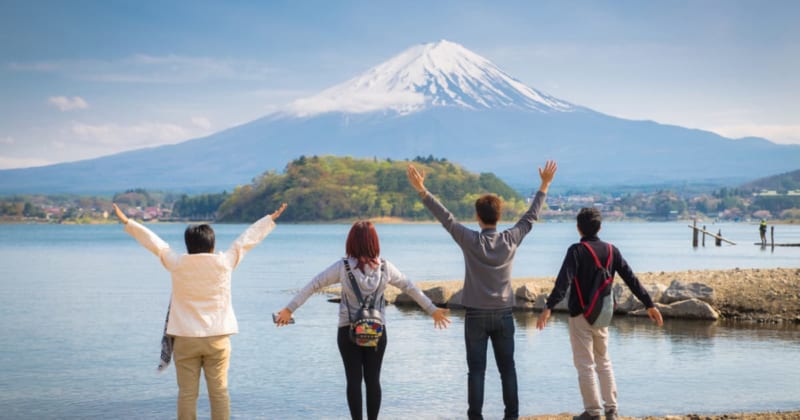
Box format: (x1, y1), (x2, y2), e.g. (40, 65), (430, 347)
(69, 121), (200, 148)
(190, 117), (212, 130)
(10, 55), (276, 84)
(710, 124), (800, 145)
(48, 96), (89, 111)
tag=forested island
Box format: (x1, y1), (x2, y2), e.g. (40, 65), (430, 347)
(213, 155), (528, 222)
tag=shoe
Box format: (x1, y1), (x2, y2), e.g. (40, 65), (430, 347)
(573, 412), (601, 420)
(605, 409), (619, 420)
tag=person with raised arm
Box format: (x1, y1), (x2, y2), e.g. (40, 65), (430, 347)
(113, 202), (286, 420)
(407, 160), (557, 420)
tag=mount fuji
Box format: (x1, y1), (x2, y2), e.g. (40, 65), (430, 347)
(286, 40), (574, 116)
(2, 40), (799, 194)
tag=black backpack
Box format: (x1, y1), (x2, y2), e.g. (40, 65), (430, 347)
(343, 258), (385, 347)
(573, 242), (615, 327)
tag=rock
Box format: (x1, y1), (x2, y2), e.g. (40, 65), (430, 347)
(422, 286), (453, 305)
(614, 282), (667, 313)
(447, 289), (465, 309)
(661, 280), (715, 304)
(396, 284), (458, 306)
(632, 298), (719, 320)
(515, 283), (538, 302)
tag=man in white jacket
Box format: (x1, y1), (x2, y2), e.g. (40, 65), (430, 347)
(113, 202), (286, 420)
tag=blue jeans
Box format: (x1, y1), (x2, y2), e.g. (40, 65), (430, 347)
(464, 307), (518, 420)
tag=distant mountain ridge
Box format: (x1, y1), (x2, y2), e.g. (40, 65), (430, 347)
(1, 40), (799, 195)
(740, 169), (800, 192)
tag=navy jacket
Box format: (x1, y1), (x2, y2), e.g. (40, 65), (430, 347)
(545, 236), (655, 317)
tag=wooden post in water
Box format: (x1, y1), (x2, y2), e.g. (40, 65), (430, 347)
(771, 226), (775, 250)
(715, 229), (722, 247)
(702, 225), (706, 247)
(692, 219), (699, 247)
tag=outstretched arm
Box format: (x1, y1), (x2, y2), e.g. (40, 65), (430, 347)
(275, 308), (294, 326)
(226, 202), (288, 267)
(536, 308), (552, 330)
(647, 307), (664, 327)
(270, 203), (287, 220)
(431, 308), (451, 329)
(407, 164), (428, 197)
(114, 203), (173, 264)
(407, 164), (472, 245)
(112, 203), (129, 224)
(276, 260), (342, 327)
(537, 245), (576, 330)
(537, 160), (557, 194)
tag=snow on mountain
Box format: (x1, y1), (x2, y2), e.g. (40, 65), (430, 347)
(287, 40), (575, 116)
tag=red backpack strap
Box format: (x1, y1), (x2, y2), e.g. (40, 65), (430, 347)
(581, 241), (613, 270)
(576, 242), (615, 319)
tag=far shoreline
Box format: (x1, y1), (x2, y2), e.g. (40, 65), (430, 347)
(3, 216), (799, 225)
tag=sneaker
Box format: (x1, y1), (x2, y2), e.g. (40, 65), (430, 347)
(605, 409), (619, 420)
(573, 412), (601, 420)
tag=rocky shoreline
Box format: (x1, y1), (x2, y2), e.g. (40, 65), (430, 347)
(328, 267), (800, 323)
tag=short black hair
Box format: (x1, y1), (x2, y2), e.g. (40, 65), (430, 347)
(577, 207), (602, 237)
(475, 194), (503, 225)
(185, 224), (215, 254)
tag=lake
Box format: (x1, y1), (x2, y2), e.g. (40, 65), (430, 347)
(0, 221), (798, 419)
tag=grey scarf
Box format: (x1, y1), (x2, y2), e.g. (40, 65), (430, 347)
(157, 301), (174, 372)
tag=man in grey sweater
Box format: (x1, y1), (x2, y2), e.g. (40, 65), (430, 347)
(407, 160), (557, 420)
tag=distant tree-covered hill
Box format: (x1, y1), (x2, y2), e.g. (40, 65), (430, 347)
(216, 155), (530, 222)
(740, 169), (800, 192)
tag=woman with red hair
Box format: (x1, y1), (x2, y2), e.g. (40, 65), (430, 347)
(276, 220), (450, 420)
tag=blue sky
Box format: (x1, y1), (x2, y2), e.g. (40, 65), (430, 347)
(1, 0), (798, 169)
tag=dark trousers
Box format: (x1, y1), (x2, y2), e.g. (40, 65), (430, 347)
(465, 307), (518, 420)
(337, 326), (387, 420)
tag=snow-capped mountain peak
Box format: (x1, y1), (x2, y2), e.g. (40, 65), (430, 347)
(287, 40), (574, 116)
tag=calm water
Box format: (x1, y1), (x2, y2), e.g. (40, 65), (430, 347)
(1, 221), (799, 419)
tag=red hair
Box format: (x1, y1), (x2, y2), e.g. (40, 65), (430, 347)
(346, 220), (381, 272)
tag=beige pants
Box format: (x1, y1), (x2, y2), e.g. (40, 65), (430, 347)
(568, 315), (617, 416)
(173, 335), (231, 420)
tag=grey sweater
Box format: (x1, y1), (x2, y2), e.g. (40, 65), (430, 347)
(286, 257), (438, 328)
(422, 191), (547, 309)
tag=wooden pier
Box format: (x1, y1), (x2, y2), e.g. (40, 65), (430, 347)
(689, 221), (736, 246)
(752, 225), (800, 247)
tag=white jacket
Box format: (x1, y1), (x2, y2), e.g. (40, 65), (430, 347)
(124, 215), (276, 337)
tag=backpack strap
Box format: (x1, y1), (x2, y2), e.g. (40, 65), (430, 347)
(582, 242), (613, 271)
(573, 242), (614, 312)
(343, 258), (366, 306)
